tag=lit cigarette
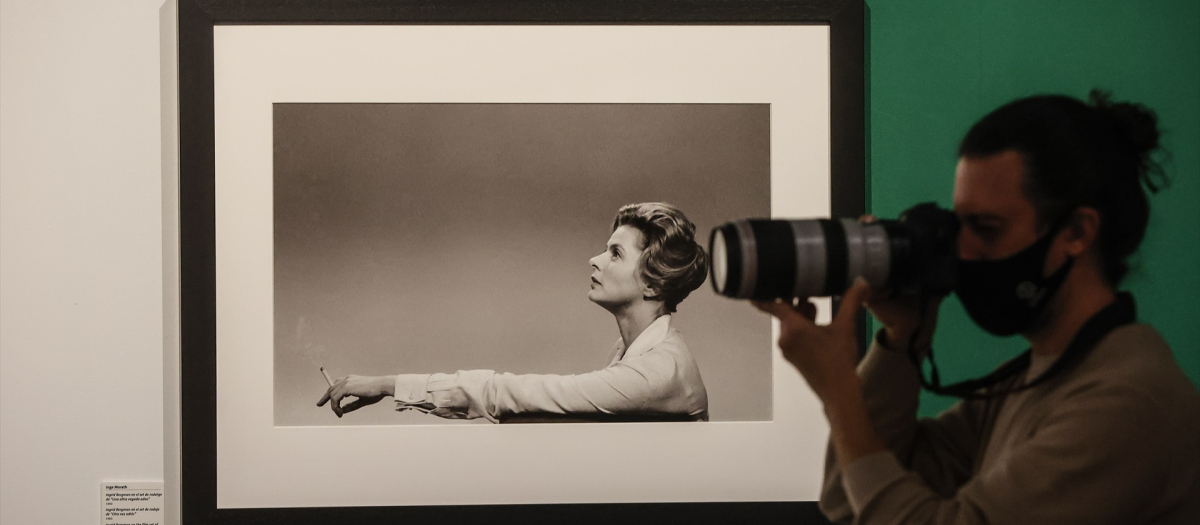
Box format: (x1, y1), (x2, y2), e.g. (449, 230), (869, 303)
(320, 366), (334, 387)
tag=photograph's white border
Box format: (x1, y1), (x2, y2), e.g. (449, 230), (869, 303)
(214, 25), (832, 508)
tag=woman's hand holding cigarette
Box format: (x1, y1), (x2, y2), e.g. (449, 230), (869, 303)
(316, 374), (396, 418)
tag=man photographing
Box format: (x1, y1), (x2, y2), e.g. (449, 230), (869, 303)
(755, 91), (1200, 524)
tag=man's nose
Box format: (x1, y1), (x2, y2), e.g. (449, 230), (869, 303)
(957, 231), (980, 261)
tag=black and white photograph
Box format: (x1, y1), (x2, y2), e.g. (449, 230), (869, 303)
(210, 23), (837, 509)
(273, 103), (773, 426)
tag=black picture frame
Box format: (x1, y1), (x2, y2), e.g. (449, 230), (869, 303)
(177, 1), (865, 523)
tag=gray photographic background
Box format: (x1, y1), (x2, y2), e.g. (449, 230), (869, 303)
(274, 103), (771, 425)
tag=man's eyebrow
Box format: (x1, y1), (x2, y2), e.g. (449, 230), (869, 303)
(961, 212), (1006, 224)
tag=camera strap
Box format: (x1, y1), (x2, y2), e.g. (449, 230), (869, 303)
(908, 292), (1136, 399)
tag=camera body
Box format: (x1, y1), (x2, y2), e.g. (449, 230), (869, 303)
(709, 203), (959, 300)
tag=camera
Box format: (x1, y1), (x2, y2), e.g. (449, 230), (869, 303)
(709, 202), (959, 300)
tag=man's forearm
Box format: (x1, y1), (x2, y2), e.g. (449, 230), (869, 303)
(824, 376), (889, 469)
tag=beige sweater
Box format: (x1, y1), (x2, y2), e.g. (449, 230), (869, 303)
(821, 324), (1200, 524)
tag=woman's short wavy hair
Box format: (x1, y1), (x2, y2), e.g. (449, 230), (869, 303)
(612, 202), (709, 313)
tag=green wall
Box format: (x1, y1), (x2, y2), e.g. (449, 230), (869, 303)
(863, 0), (1200, 416)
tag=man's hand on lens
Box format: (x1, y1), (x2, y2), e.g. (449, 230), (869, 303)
(753, 278), (888, 467)
(753, 278), (871, 404)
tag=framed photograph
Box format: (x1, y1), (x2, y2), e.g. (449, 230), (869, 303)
(172, 0), (864, 523)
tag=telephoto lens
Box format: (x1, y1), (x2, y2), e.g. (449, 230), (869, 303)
(709, 203), (959, 300)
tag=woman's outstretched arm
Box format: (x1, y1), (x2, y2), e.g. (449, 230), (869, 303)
(318, 335), (706, 423)
(393, 341), (706, 423)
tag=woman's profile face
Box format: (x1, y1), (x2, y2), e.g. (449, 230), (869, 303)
(588, 225), (650, 311)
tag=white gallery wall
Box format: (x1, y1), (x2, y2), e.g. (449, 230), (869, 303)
(1, 1), (168, 524)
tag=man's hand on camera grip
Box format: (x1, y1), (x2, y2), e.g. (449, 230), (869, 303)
(864, 287), (942, 353)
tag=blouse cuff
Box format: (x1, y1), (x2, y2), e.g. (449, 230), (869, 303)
(393, 374), (432, 405)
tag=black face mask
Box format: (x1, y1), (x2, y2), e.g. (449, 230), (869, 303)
(955, 227), (1074, 336)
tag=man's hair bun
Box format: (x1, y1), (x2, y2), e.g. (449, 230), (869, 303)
(1089, 89), (1168, 193)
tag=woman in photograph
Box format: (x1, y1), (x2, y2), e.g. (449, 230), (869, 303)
(316, 202), (711, 423)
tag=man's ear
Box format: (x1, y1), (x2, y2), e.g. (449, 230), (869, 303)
(1064, 206), (1102, 257)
